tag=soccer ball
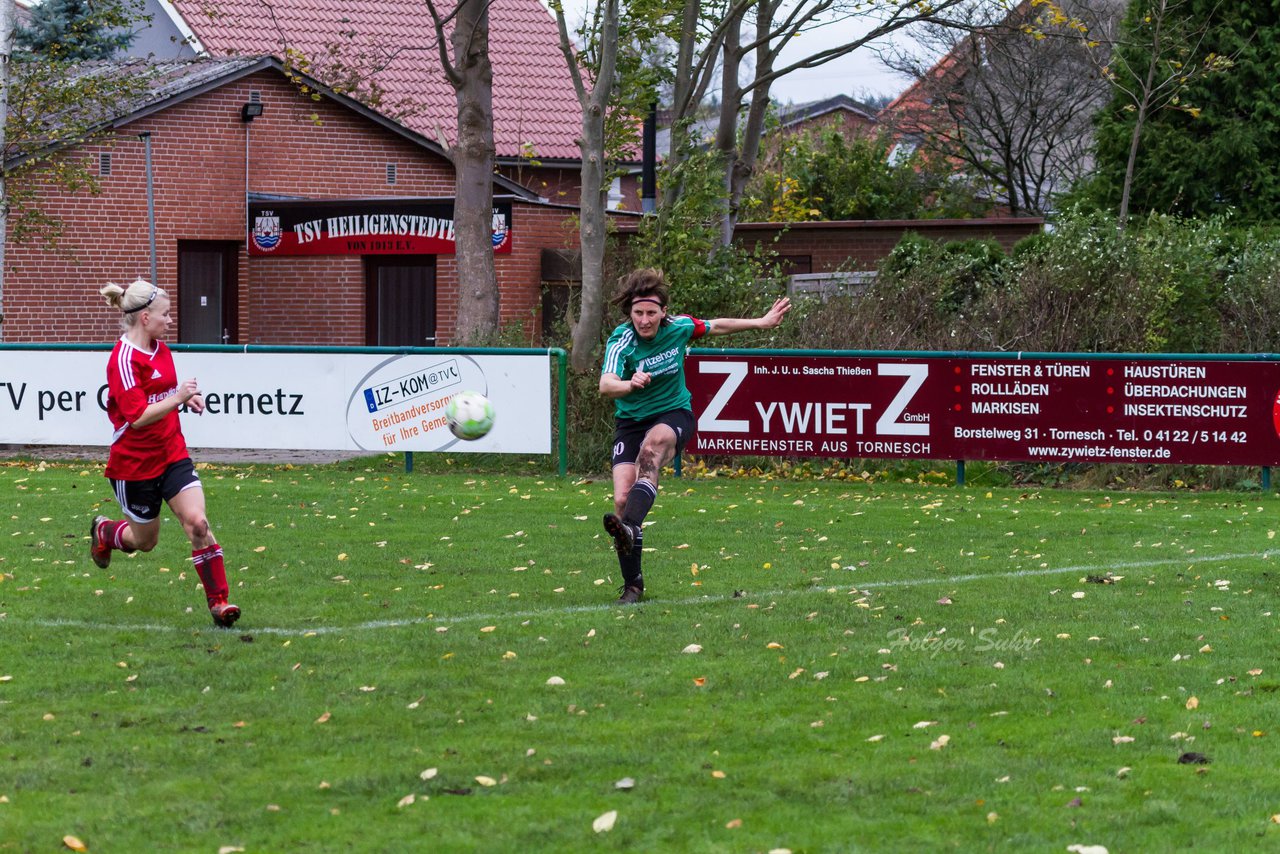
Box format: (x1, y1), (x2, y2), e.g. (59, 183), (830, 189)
(445, 390), (495, 441)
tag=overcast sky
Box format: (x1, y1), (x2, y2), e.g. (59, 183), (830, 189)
(545, 2), (918, 106)
(770, 31), (913, 104)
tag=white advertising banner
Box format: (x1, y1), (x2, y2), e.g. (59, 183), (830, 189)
(0, 350), (552, 454)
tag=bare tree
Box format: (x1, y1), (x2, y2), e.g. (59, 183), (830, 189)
(882, 0), (1122, 216)
(424, 0), (500, 341)
(664, 0), (1007, 245)
(550, 0), (620, 372)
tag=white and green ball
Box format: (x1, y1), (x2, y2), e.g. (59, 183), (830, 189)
(445, 390), (495, 441)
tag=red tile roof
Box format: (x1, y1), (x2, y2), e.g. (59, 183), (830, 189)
(169, 0), (584, 161)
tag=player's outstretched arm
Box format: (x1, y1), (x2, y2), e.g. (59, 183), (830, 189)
(706, 297), (791, 337)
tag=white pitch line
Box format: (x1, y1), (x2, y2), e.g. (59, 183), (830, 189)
(13, 550), (1271, 636)
(857, 550), (1273, 590)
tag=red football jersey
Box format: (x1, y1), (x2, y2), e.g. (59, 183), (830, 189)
(104, 337), (191, 480)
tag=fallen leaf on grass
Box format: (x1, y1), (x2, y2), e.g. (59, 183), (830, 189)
(913, 721), (937, 729)
(615, 777), (635, 790)
(1185, 696), (1199, 710)
(315, 711), (331, 724)
(397, 794), (416, 808)
(692, 677), (706, 687)
(1066, 846), (1108, 854)
(420, 768), (437, 781)
(62, 836), (87, 852)
(218, 847), (246, 854)
(929, 735), (950, 750)
(1112, 736), (1134, 744)
(546, 676), (565, 686)
(593, 811), (618, 833)
(1177, 752), (1211, 765)
(475, 776), (497, 787)
(725, 818), (743, 829)
(682, 644), (702, 654)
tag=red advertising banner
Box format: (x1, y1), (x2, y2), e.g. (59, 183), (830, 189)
(247, 199), (512, 256)
(686, 353), (1280, 466)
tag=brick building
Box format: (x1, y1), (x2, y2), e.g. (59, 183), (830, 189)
(125, 0), (629, 208)
(3, 56), (579, 345)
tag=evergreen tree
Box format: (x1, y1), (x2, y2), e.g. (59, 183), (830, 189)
(16, 0), (137, 60)
(1085, 0), (1273, 222)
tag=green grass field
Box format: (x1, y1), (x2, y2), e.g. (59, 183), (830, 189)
(4, 457), (1280, 852)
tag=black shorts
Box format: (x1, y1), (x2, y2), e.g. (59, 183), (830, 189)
(109, 458), (202, 523)
(611, 409), (696, 467)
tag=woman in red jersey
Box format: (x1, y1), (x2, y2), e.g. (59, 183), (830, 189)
(89, 279), (240, 628)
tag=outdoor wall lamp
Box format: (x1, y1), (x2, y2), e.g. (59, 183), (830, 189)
(241, 102), (264, 122)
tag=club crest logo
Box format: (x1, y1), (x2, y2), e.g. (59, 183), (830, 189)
(252, 214), (282, 252)
(491, 211), (509, 250)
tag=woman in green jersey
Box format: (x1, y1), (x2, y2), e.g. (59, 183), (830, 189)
(599, 268), (790, 603)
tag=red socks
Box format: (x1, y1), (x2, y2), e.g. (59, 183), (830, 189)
(193, 545), (229, 607)
(104, 519), (133, 552)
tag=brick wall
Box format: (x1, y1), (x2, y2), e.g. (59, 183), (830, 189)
(4, 68), (570, 346)
(729, 219), (1043, 272)
(498, 201), (579, 341)
(612, 217), (1043, 275)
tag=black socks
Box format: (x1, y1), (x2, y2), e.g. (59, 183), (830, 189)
(621, 479), (657, 527)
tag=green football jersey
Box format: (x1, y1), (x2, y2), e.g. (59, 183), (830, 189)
(601, 314), (708, 420)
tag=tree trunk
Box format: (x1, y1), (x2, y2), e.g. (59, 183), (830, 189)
(570, 102), (609, 372)
(712, 11), (744, 248)
(722, 1), (774, 246)
(564, 0), (619, 374)
(1118, 102), (1145, 226)
(450, 0), (499, 343)
(662, 0), (703, 209)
